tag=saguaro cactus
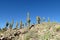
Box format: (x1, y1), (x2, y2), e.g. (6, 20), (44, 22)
(5, 21), (9, 30)
(16, 22), (18, 29)
(11, 19), (14, 27)
(6, 21), (9, 27)
(36, 16), (40, 24)
(20, 20), (23, 29)
(9, 19), (14, 29)
(27, 12), (31, 26)
(9, 23), (12, 29)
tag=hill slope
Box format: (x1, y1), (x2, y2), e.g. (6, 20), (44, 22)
(0, 22), (60, 40)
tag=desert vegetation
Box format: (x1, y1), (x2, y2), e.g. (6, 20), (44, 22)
(0, 12), (60, 40)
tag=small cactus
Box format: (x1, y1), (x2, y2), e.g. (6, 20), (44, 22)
(36, 16), (40, 24)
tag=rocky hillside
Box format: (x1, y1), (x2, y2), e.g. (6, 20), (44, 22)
(0, 22), (60, 40)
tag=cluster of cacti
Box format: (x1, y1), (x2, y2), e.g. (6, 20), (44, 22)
(0, 12), (51, 32)
(1, 12), (60, 40)
(0, 12), (52, 34)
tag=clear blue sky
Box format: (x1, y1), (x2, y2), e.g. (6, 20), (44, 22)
(0, 0), (60, 28)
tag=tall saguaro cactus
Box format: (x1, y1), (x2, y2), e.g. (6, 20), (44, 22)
(20, 20), (23, 29)
(36, 16), (40, 24)
(27, 12), (31, 26)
